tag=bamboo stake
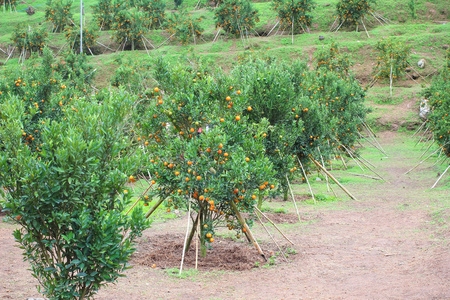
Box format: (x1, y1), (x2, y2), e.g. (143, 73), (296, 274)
(431, 164), (450, 189)
(329, 17), (339, 32)
(416, 126), (429, 146)
(339, 153), (348, 169)
(361, 18), (370, 38)
(341, 144), (365, 171)
(412, 120), (427, 137)
(310, 158), (359, 201)
(370, 11), (386, 28)
(297, 158), (316, 204)
(318, 147), (330, 192)
(389, 60), (393, 97)
(179, 200), (192, 275)
(357, 132), (385, 155)
(253, 205), (294, 245)
(230, 200), (266, 261)
(267, 20), (280, 36)
(348, 172), (382, 180)
(254, 209), (288, 262)
(184, 212), (201, 254)
(404, 148), (440, 174)
(195, 218), (200, 270)
(285, 174), (301, 222)
(142, 35), (156, 49)
(144, 197), (165, 219)
(141, 36), (151, 58)
(125, 183), (154, 216)
(96, 40), (115, 52)
(212, 29), (221, 43)
(360, 120), (387, 155)
(291, 16), (294, 45)
(156, 33), (175, 49)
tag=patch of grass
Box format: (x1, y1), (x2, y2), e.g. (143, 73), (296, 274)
(164, 268), (199, 279)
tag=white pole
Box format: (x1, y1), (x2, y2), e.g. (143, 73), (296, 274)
(80, 0), (83, 54)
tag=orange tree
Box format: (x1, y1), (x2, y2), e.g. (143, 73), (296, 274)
(314, 42), (352, 77)
(92, 0), (121, 30)
(65, 25), (99, 54)
(336, 0), (375, 28)
(422, 51), (450, 157)
(111, 9), (150, 50)
(45, 0), (73, 33)
(373, 38), (411, 81)
(273, 0), (316, 33)
(165, 11), (203, 45)
(135, 59), (275, 256)
(215, 0), (259, 36)
(11, 23), (48, 55)
(0, 89), (149, 299)
(231, 57), (306, 201)
(0, 0), (16, 11)
(140, 0), (166, 29)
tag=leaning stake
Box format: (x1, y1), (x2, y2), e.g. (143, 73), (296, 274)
(310, 158), (359, 201)
(285, 174), (302, 222)
(431, 164), (450, 189)
(253, 205), (294, 245)
(297, 158), (316, 204)
(230, 201), (266, 261)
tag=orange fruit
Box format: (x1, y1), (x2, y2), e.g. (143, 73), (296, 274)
(226, 96), (231, 101)
(15, 215), (22, 221)
(220, 118), (224, 122)
(251, 195), (256, 200)
(210, 238), (214, 243)
(245, 157), (250, 162)
(235, 115), (240, 121)
(247, 106), (252, 111)
(185, 177), (190, 181)
(196, 175), (201, 180)
(206, 233), (212, 238)
(237, 90), (241, 95)
(154, 87), (159, 92)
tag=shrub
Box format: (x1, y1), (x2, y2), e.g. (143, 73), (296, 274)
(273, 0), (316, 32)
(165, 11), (203, 45)
(422, 52), (450, 157)
(11, 23), (48, 54)
(45, 0), (73, 33)
(215, 0), (259, 36)
(0, 90), (149, 299)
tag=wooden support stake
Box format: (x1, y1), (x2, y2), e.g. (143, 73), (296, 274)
(254, 209), (288, 262)
(348, 172), (382, 180)
(179, 200), (192, 275)
(412, 120), (427, 137)
(297, 158), (316, 204)
(253, 205), (294, 245)
(431, 164), (450, 189)
(310, 158), (359, 201)
(285, 174), (302, 222)
(144, 197), (165, 219)
(404, 148), (440, 175)
(230, 200), (266, 261)
(195, 218), (200, 270)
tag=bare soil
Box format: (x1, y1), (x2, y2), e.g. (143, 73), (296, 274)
(1, 131), (449, 299)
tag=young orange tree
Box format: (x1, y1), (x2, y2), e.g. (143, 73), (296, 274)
(65, 25), (99, 55)
(135, 59), (275, 256)
(165, 11), (203, 45)
(45, 0), (73, 33)
(215, 0), (259, 36)
(336, 0), (375, 28)
(273, 0), (316, 33)
(11, 23), (48, 55)
(112, 9), (150, 50)
(92, 0), (119, 30)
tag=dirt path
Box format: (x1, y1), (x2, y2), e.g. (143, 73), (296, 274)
(1, 131), (449, 299)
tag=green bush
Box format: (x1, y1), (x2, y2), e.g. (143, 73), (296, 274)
(65, 25), (99, 55)
(0, 90), (149, 299)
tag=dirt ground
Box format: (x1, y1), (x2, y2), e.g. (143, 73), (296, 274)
(1, 130), (448, 300)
